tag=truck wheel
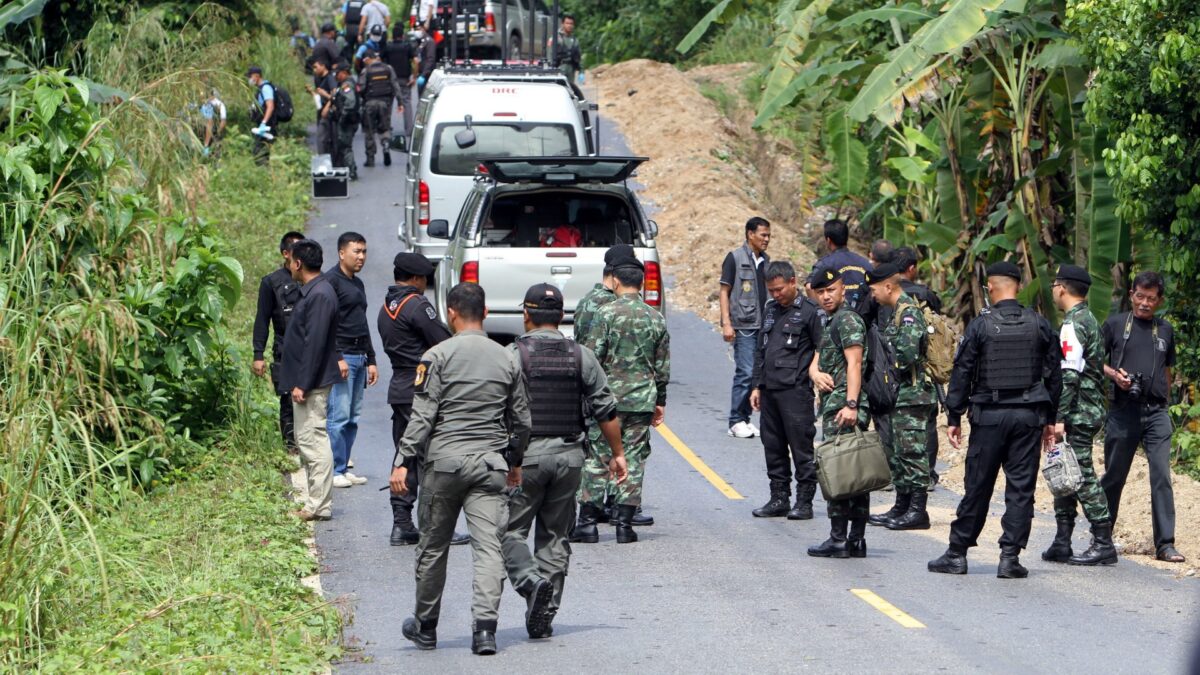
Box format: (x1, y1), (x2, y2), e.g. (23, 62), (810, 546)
(509, 33), (522, 60)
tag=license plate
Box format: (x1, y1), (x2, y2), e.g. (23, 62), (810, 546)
(455, 19), (479, 33)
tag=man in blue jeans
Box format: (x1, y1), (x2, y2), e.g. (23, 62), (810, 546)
(326, 231), (378, 488)
(719, 217), (771, 438)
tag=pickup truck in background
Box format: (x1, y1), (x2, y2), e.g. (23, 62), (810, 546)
(413, 0), (553, 60)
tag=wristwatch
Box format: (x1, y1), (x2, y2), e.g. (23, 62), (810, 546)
(845, 400), (859, 410)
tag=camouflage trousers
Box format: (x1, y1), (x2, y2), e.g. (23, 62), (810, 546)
(335, 119), (358, 180)
(578, 412), (652, 507)
(820, 415), (870, 520)
(1054, 423), (1111, 524)
(888, 404), (935, 493)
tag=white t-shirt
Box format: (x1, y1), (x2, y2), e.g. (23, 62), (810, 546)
(361, 0), (390, 32)
(417, 0), (437, 23)
(201, 97), (226, 121)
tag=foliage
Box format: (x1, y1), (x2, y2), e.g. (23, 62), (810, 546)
(562, 0), (725, 65)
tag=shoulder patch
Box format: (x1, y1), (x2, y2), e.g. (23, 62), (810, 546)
(902, 314), (916, 326)
(414, 360), (432, 393)
(425, 305), (437, 321)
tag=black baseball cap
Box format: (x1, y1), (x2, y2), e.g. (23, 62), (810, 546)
(986, 261), (1022, 281)
(245, 65), (263, 76)
(523, 283), (564, 311)
(393, 252), (434, 278)
(370, 24), (385, 37)
(321, 22), (336, 33)
(809, 265), (842, 290)
(865, 262), (901, 285)
(364, 48), (379, 59)
(1055, 263), (1091, 287)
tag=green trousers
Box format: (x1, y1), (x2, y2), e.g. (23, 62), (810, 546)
(502, 449), (583, 611)
(413, 452), (508, 628)
(889, 404), (935, 493)
(1054, 424), (1111, 524)
(335, 119), (358, 179)
(579, 412), (652, 507)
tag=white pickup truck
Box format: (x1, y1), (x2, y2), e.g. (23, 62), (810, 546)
(427, 156), (663, 338)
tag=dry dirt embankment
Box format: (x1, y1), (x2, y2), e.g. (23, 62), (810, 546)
(594, 58), (1200, 577)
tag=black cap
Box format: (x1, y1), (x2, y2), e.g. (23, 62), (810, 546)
(364, 48), (379, 59)
(393, 252), (433, 278)
(985, 261), (1022, 281)
(321, 22), (336, 33)
(610, 254), (644, 272)
(809, 265), (842, 290)
(1055, 263), (1091, 287)
(866, 262), (901, 285)
(369, 23), (384, 36)
(523, 283), (564, 311)
(333, 59), (350, 72)
(604, 244), (635, 265)
(245, 65), (263, 76)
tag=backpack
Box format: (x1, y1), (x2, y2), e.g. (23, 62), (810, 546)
(263, 81), (294, 123)
(832, 314), (901, 415)
(918, 304), (959, 385)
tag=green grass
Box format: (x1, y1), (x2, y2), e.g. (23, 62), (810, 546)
(682, 12), (776, 68)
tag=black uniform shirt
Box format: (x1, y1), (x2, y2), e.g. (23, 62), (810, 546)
(752, 297), (822, 391)
(377, 284), (451, 405)
(384, 39), (415, 79)
(944, 299), (1062, 426)
(281, 275), (342, 393)
(1102, 312), (1175, 406)
(813, 247), (871, 307)
(252, 266), (300, 361)
(312, 37), (340, 68)
(326, 265), (377, 365)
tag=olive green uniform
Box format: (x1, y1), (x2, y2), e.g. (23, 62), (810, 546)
(1056, 302), (1110, 524)
(502, 328), (617, 613)
(819, 307), (871, 519)
(883, 293), (937, 492)
(395, 330), (531, 632)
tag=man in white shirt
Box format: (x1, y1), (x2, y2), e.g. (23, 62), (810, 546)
(200, 91), (226, 158)
(359, 0), (392, 41)
(417, 0), (437, 29)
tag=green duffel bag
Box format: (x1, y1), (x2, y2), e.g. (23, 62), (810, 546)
(815, 426), (891, 501)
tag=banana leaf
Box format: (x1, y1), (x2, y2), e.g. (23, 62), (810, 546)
(756, 0), (836, 122)
(675, 0), (744, 54)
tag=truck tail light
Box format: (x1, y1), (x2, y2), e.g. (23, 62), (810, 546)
(461, 261), (479, 284)
(644, 260), (662, 307)
(410, 14), (416, 28)
(485, 11), (496, 32)
(418, 180), (430, 226)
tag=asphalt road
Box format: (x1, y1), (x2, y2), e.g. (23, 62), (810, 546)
(305, 110), (1200, 673)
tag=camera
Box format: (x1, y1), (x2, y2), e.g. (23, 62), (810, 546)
(1127, 371), (1147, 400)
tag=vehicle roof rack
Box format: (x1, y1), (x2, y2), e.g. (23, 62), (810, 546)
(435, 61), (588, 100)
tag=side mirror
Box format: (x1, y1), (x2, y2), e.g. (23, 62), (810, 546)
(455, 114), (476, 149)
(647, 220), (659, 239)
(428, 219), (450, 239)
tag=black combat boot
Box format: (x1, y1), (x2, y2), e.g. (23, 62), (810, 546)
(569, 503), (601, 543)
(383, 150), (392, 166)
(887, 491), (931, 530)
(1069, 522), (1119, 566)
(997, 545), (1029, 579)
(598, 495), (613, 524)
(632, 505), (655, 526)
(752, 482), (790, 518)
(928, 547), (968, 574)
(364, 155), (375, 168)
(472, 620), (497, 655)
(402, 615), (437, 650)
(870, 492), (911, 527)
(614, 505), (638, 543)
(787, 483), (816, 520)
(847, 518), (867, 558)
(1041, 517), (1075, 562)
(516, 577), (555, 639)
(390, 522), (419, 546)
(807, 518), (849, 558)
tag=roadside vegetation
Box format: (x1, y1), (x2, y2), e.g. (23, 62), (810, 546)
(1, 0), (338, 669)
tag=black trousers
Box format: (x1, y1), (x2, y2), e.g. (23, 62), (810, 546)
(1101, 402), (1176, 550)
(949, 406), (1043, 552)
(390, 403), (422, 525)
(270, 364), (296, 451)
(759, 387), (816, 492)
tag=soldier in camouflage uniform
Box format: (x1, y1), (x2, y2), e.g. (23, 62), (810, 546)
(864, 263), (936, 531)
(1043, 264), (1117, 566)
(573, 253), (670, 544)
(807, 266), (872, 558)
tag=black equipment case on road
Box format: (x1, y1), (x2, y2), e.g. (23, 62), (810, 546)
(312, 154), (349, 199)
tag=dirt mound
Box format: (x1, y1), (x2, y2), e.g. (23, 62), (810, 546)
(591, 59), (819, 322)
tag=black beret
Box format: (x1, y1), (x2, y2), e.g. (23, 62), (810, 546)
(364, 48), (380, 59)
(393, 252), (433, 277)
(809, 265), (841, 290)
(1055, 263), (1091, 286)
(523, 283), (564, 311)
(866, 262), (901, 285)
(604, 244), (635, 265)
(610, 254), (644, 272)
(985, 261), (1022, 281)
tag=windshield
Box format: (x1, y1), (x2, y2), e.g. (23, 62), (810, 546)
(432, 123), (576, 176)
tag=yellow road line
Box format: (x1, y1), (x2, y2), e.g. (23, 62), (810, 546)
(850, 589), (926, 629)
(655, 424), (744, 500)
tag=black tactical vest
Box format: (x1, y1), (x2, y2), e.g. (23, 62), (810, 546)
(363, 62), (393, 100)
(269, 270), (302, 359)
(516, 337), (584, 437)
(977, 305), (1042, 398)
(344, 1), (364, 35)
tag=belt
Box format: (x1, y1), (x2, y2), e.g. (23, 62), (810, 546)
(340, 336), (370, 352)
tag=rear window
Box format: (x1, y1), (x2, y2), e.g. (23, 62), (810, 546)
(476, 191), (637, 248)
(432, 123), (576, 176)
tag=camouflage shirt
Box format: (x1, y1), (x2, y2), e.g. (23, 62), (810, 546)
(574, 283), (615, 344)
(819, 306), (870, 423)
(884, 293), (936, 408)
(1058, 301), (1105, 428)
(589, 293), (670, 413)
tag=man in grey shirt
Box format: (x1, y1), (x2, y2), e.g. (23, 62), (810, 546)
(502, 284), (628, 641)
(391, 283), (531, 656)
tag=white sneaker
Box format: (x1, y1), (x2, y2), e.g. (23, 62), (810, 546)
(746, 422), (761, 436)
(347, 458), (355, 469)
(333, 474), (353, 488)
(344, 472), (368, 485)
(728, 421), (756, 439)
